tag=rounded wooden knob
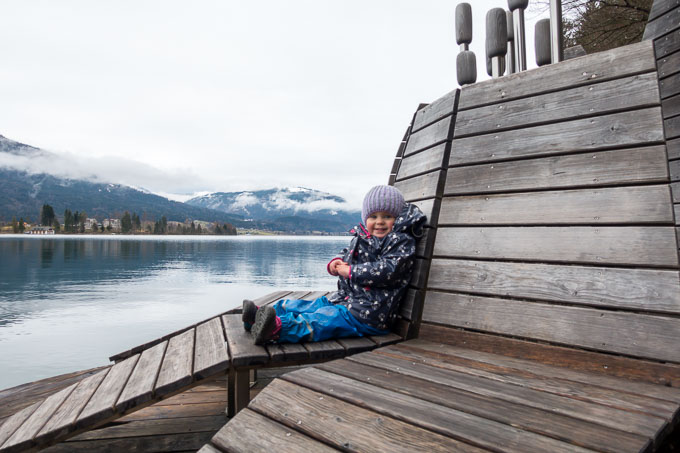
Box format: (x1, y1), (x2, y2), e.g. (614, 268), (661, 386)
(457, 50), (477, 85)
(535, 18), (551, 66)
(486, 8), (507, 58)
(506, 10), (514, 40)
(507, 0), (529, 11)
(456, 3), (473, 45)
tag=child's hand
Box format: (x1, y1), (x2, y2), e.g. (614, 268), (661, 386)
(336, 263), (350, 279)
(328, 259), (348, 276)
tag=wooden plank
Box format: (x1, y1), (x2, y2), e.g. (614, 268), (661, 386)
(412, 198), (437, 228)
(668, 138), (680, 159)
(46, 431), (214, 452)
(69, 414), (226, 440)
(650, 0), (680, 21)
(193, 317), (229, 379)
(155, 329), (194, 397)
(304, 340), (347, 360)
(76, 354), (139, 429)
(459, 40), (656, 109)
(676, 203), (679, 225)
(672, 159), (680, 181)
(315, 358), (649, 453)
(644, 5), (680, 40)
(427, 258), (680, 313)
(347, 350), (666, 438)
(115, 341), (167, 412)
(399, 287), (422, 320)
(197, 444), (223, 453)
(1, 385), (76, 452)
(434, 226), (679, 267)
(0, 403), (42, 449)
(447, 146), (669, 195)
(336, 337), (376, 354)
(250, 379), (487, 453)
(409, 257), (430, 289)
(411, 89), (457, 132)
(367, 332), (402, 347)
(655, 27), (680, 59)
(449, 109), (665, 166)
(34, 369), (109, 445)
(665, 114), (680, 138)
(673, 182), (680, 202)
(422, 291), (680, 363)
(394, 170), (444, 201)
(456, 73), (660, 137)
(396, 143), (447, 181)
(283, 367), (596, 453)
(439, 185), (674, 225)
(658, 49), (680, 79)
(210, 408), (336, 453)
(223, 314), (269, 367)
(415, 227), (435, 258)
(403, 116), (452, 157)
(662, 71), (680, 101)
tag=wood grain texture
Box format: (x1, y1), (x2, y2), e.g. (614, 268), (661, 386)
(650, 0), (680, 21)
(668, 138), (680, 159)
(415, 227), (435, 259)
(644, 5), (680, 40)
(411, 90), (458, 132)
(303, 340), (347, 361)
(336, 337), (376, 355)
(0, 403), (44, 450)
(458, 40), (656, 109)
(116, 341), (167, 412)
(412, 198), (437, 228)
(672, 159), (680, 181)
(661, 72), (680, 100)
(283, 367), (595, 453)
(193, 317), (229, 379)
(427, 258), (680, 313)
(665, 114), (680, 139)
(439, 185), (674, 225)
(450, 109), (665, 166)
(155, 329), (195, 396)
(403, 116), (452, 157)
(396, 143), (447, 181)
(250, 378), (487, 453)
(315, 357), (648, 453)
(456, 73), (660, 137)
(433, 226), (679, 267)
(655, 27), (680, 58)
(673, 182), (680, 202)
(422, 291), (680, 363)
(660, 54), (680, 92)
(223, 314), (269, 367)
(394, 170), (444, 201)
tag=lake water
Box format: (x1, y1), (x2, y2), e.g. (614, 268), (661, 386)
(0, 234), (347, 390)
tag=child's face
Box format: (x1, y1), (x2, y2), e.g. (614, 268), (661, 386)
(366, 211), (395, 238)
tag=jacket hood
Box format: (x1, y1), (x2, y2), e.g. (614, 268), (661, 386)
(350, 202), (426, 239)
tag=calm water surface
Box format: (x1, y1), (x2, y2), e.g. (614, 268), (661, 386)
(0, 234), (347, 389)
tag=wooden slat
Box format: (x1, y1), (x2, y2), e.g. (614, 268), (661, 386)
(671, 159), (680, 180)
(193, 317), (229, 379)
(650, 0), (680, 22)
(456, 73), (660, 137)
(250, 379), (487, 453)
(283, 367), (596, 453)
(673, 182), (680, 202)
(660, 72), (680, 99)
(396, 143), (446, 181)
(668, 138), (680, 159)
(449, 109), (665, 166)
(439, 185), (674, 225)
(303, 340), (347, 360)
(0, 403), (41, 450)
(433, 226), (679, 267)
(336, 337), (376, 355)
(115, 340), (167, 412)
(422, 291), (680, 363)
(155, 329), (195, 396)
(665, 114), (680, 138)
(412, 198), (437, 227)
(659, 50), (680, 79)
(415, 227), (435, 258)
(644, 5), (680, 39)
(394, 170), (444, 201)
(367, 332), (402, 347)
(1, 384), (76, 452)
(76, 354), (139, 429)
(654, 28), (680, 58)
(399, 288), (422, 320)
(198, 444), (223, 453)
(427, 258), (680, 313)
(210, 408), (337, 453)
(403, 116), (452, 157)
(411, 89), (457, 132)
(315, 358), (649, 453)
(458, 40), (656, 109)
(223, 315), (269, 367)
(347, 350), (666, 438)
(34, 369), (109, 445)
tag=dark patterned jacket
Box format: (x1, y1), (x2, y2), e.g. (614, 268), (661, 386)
(327, 203), (426, 330)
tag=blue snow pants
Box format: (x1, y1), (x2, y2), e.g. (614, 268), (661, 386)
(273, 296), (388, 343)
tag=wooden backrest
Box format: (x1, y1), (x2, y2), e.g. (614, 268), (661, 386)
(407, 39), (680, 372)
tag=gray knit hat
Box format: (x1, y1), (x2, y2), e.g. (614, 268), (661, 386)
(362, 185), (405, 224)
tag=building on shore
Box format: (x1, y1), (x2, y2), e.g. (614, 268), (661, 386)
(25, 226), (55, 235)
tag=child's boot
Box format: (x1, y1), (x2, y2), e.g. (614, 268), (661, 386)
(252, 305), (279, 345)
(242, 299), (258, 331)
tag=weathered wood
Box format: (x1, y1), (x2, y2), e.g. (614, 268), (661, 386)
(303, 340), (347, 360)
(661, 73), (680, 102)
(35, 369), (109, 445)
(659, 51), (680, 84)
(655, 28), (680, 58)
(284, 366), (595, 453)
(193, 318), (229, 379)
(412, 198), (437, 227)
(668, 138), (680, 159)
(403, 116), (452, 157)
(115, 341), (167, 412)
(315, 358), (649, 453)
(337, 337), (376, 355)
(211, 408), (336, 453)
(665, 114), (680, 139)
(671, 159), (680, 180)
(250, 379), (487, 452)
(644, 5), (680, 40)
(223, 315), (269, 367)
(450, 109), (665, 166)
(439, 185), (674, 225)
(155, 329), (195, 396)
(447, 146), (670, 196)
(396, 143), (447, 181)
(650, 0), (680, 22)
(427, 258), (680, 313)
(459, 40), (656, 109)
(197, 444), (223, 453)
(367, 332), (403, 347)
(399, 288), (422, 320)
(77, 354), (139, 429)
(232, 369), (249, 415)
(456, 73), (660, 137)
(415, 227), (435, 258)
(347, 350), (666, 438)
(394, 169), (444, 201)
(46, 431), (214, 452)
(118, 401), (227, 422)
(0, 403), (41, 449)
(422, 291), (680, 363)
(411, 90), (458, 132)
(71, 414), (226, 440)
(434, 226), (679, 267)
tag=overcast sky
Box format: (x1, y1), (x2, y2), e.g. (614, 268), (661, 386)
(0, 1), (548, 206)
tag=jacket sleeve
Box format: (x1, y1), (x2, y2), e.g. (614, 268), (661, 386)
(349, 234), (415, 288)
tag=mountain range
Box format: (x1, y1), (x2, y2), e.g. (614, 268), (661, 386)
(0, 135), (360, 233)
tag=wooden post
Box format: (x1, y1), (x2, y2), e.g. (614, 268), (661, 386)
(550, 0), (564, 63)
(508, 0), (528, 71)
(486, 8), (507, 78)
(535, 18), (551, 66)
(456, 3), (476, 86)
(457, 50), (477, 86)
(506, 10), (515, 75)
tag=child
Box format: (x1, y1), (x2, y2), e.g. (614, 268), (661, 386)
(242, 185), (425, 345)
